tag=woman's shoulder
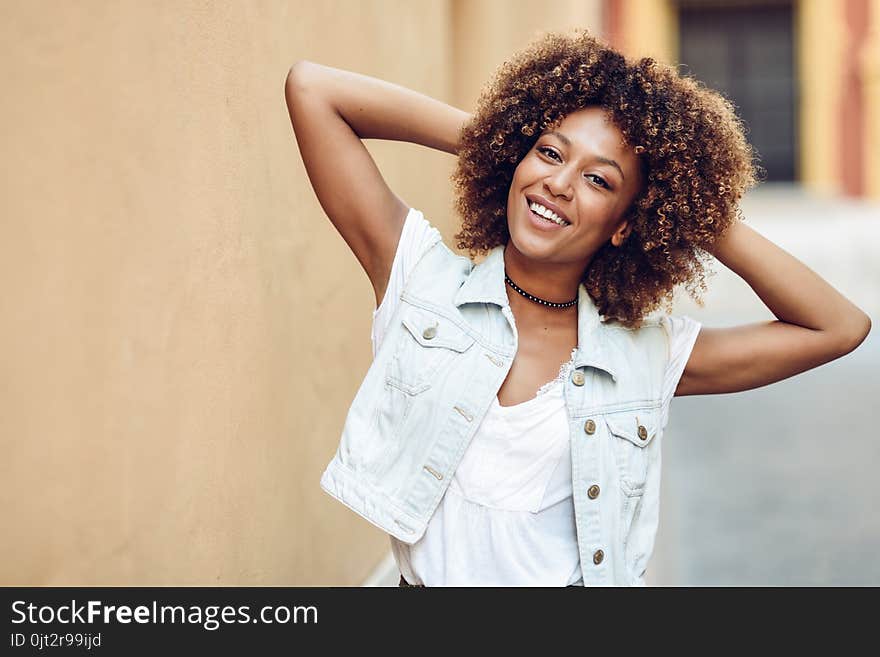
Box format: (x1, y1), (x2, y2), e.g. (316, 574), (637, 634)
(371, 207), (463, 354)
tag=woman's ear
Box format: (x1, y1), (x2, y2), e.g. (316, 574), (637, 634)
(611, 219), (633, 247)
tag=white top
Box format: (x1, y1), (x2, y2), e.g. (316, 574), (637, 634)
(372, 208), (702, 586)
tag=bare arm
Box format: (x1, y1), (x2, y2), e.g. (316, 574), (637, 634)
(675, 219), (872, 396)
(284, 61), (471, 306)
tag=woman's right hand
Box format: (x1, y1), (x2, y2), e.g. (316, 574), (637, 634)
(284, 61), (471, 308)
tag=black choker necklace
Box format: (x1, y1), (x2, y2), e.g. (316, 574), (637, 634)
(504, 272), (578, 308)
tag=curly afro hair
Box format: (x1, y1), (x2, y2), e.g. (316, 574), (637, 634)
(452, 29), (761, 328)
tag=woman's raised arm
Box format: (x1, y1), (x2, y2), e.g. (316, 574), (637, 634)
(675, 220), (872, 396)
(284, 61), (470, 306)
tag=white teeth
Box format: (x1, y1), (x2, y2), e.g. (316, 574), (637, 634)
(529, 201), (569, 226)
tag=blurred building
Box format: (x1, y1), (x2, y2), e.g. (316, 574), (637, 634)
(605, 0), (880, 198)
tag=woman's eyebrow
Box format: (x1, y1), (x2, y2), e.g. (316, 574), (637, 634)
(545, 130), (626, 182)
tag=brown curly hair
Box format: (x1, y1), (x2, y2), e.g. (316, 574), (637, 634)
(452, 29), (761, 328)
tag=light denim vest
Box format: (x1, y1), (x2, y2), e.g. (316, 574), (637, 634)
(320, 234), (670, 586)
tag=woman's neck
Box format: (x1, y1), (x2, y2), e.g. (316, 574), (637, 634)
(502, 243), (585, 306)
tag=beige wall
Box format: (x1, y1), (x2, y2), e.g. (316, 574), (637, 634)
(798, 0), (846, 195)
(615, 0), (677, 64)
(0, 0), (457, 585)
(451, 0), (603, 109)
(1, 1), (607, 585)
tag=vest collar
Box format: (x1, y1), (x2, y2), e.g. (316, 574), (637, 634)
(453, 244), (618, 382)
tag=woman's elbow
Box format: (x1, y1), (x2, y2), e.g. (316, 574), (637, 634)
(285, 60), (317, 100)
(833, 312), (872, 356)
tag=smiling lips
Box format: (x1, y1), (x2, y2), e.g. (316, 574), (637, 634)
(526, 195), (571, 227)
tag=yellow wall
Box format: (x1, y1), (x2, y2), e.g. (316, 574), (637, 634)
(451, 0), (603, 110)
(0, 1), (610, 585)
(0, 0), (456, 585)
(617, 0), (677, 64)
(863, 0), (880, 198)
(798, 0), (846, 195)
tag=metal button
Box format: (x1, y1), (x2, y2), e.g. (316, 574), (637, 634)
(485, 353), (504, 367)
(453, 405), (473, 422)
(588, 484), (600, 499)
(592, 549), (604, 565)
(584, 419), (596, 435)
(422, 325), (437, 340)
(638, 425), (648, 440)
(570, 370), (585, 386)
(423, 465), (443, 480)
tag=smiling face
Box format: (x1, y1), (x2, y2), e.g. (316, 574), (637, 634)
(506, 106), (645, 273)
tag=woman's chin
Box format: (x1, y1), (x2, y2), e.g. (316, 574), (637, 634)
(507, 224), (560, 260)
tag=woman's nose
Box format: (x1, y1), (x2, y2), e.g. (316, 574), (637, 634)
(545, 168), (574, 200)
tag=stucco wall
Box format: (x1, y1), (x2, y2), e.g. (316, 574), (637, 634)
(1, 0), (609, 586)
(0, 0), (457, 585)
(451, 0), (603, 109)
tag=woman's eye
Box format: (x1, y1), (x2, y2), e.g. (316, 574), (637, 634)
(586, 174), (609, 189)
(537, 147), (610, 190)
(538, 146), (561, 161)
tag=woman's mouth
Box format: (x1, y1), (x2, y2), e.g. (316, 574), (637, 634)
(526, 198), (571, 228)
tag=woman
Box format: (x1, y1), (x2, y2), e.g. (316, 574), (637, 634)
(284, 31), (871, 587)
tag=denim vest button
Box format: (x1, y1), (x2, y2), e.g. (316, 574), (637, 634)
(422, 326), (437, 339)
(485, 353), (504, 367)
(588, 484), (600, 499)
(423, 465), (443, 480)
(638, 425), (648, 440)
(453, 405), (474, 422)
(592, 549), (604, 565)
(584, 419), (596, 434)
(570, 370), (585, 386)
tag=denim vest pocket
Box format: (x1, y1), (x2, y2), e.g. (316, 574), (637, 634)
(387, 307), (475, 395)
(603, 406), (658, 497)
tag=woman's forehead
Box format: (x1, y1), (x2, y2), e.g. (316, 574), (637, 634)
(548, 108), (631, 155)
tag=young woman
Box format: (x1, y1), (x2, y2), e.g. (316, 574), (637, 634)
(285, 31), (871, 587)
